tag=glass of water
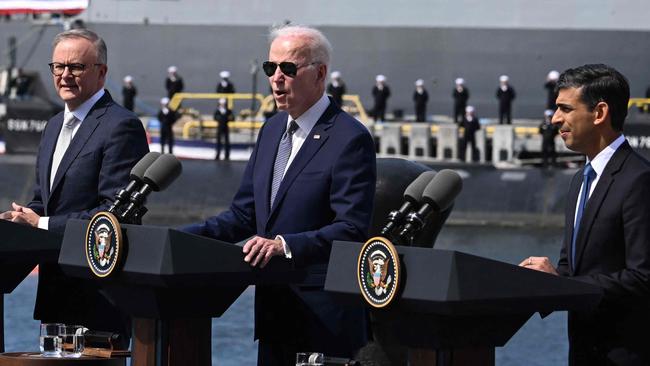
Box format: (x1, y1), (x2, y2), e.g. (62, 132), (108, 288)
(296, 352), (324, 366)
(60, 325), (86, 358)
(39, 323), (63, 357)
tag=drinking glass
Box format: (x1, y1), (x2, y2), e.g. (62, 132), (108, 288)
(60, 325), (86, 358)
(39, 323), (63, 357)
(296, 352), (324, 366)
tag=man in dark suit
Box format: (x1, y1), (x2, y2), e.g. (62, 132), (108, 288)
(453, 77), (469, 124)
(413, 78), (429, 122)
(165, 65), (184, 99)
(460, 105), (480, 162)
(545, 70), (560, 111)
(122, 75), (136, 111)
(216, 70), (235, 94)
(521, 64), (650, 365)
(213, 97), (233, 160)
(496, 74), (516, 124)
(183, 25), (376, 365)
(0, 29), (149, 338)
(372, 74), (390, 122)
(157, 97), (178, 154)
(327, 70), (346, 107)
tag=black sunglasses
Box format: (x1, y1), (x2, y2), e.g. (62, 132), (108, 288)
(262, 61), (318, 77)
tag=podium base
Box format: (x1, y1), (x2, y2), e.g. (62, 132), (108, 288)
(409, 347), (495, 366)
(132, 318), (211, 366)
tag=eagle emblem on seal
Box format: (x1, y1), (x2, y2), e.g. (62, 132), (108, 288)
(366, 250), (393, 296)
(93, 223), (115, 267)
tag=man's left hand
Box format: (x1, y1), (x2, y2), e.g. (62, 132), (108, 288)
(9, 202), (40, 227)
(519, 256), (558, 275)
(243, 236), (284, 268)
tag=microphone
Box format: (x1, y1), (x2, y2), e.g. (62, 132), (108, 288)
(380, 171), (436, 237)
(398, 169), (463, 240)
(119, 154), (183, 223)
(108, 152), (161, 214)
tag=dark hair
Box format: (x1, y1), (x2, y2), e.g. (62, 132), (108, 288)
(556, 64), (629, 131)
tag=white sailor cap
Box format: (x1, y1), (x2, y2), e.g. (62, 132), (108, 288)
(167, 66), (178, 73)
(544, 109), (554, 117)
(455, 78), (464, 85)
(160, 97), (170, 105)
(376, 74), (386, 82)
(415, 79), (424, 86)
(331, 71), (341, 79)
(465, 105), (475, 113)
(499, 75), (509, 82)
(548, 70), (560, 81)
(123, 75), (133, 83)
(220, 70), (230, 78)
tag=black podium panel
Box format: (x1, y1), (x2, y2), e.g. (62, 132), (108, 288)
(325, 241), (602, 349)
(0, 220), (62, 293)
(59, 220), (316, 318)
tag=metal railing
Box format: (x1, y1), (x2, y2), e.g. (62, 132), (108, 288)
(169, 92), (370, 139)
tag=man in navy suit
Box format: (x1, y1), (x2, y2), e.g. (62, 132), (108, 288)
(521, 64), (650, 365)
(184, 25), (376, 365)
(1, 29), (148, 337)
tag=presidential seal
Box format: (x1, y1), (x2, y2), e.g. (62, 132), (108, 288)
(357, 236), (401, 308)
(85, 211), (123, 278)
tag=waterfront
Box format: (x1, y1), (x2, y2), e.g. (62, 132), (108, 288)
(4, 225), (567, 365)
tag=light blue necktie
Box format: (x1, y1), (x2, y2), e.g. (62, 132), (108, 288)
(571, 163), (596, 269)
(270, 121), (298, 207)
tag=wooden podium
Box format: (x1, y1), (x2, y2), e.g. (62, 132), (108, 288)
(325, 241), (603, 366)
(0, 221), (62, 353)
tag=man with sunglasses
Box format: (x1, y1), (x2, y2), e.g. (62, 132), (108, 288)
(1, 29), (148, 343)
(184, 25), (376, 365)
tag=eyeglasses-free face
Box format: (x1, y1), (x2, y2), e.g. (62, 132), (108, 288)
(48, 62), (103, 77)
(262, 61), (317, 78)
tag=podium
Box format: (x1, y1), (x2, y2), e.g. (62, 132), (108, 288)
(0, 221), (62, 352)
(325, 241), (602, 365)
(58, 219), (318, 366)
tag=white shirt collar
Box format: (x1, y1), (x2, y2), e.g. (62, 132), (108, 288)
(587, 134), (626, 177)
(65, 89), (105, 122)
(287, 93), (330, 135)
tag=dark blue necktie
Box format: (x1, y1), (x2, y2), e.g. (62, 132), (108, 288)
(571, 163), (596, 269)
(270, 121), (298, 207)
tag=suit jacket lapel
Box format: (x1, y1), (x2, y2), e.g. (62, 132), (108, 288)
(49, 92), (111, 199)
(267, 103), (337, 220)
(573, 142), (630, 271)
(41, 113), (63, 203)
(256, 114), (287, 221)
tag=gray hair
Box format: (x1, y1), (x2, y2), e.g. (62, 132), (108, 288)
(53, 29), (107, 64)
(268, 25), (332, 67)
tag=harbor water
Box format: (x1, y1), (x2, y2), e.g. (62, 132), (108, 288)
(4, 225), (567, 365)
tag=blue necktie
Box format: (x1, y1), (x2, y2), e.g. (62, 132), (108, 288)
(270, 121), (298, 207)
(571, 163), (596, 269)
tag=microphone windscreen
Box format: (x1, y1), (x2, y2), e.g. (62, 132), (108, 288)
(422, 169), (463, 211)
(130, 152), (161, 181)
(404, 171), (436, 202)
(143, 154), (183, 191)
